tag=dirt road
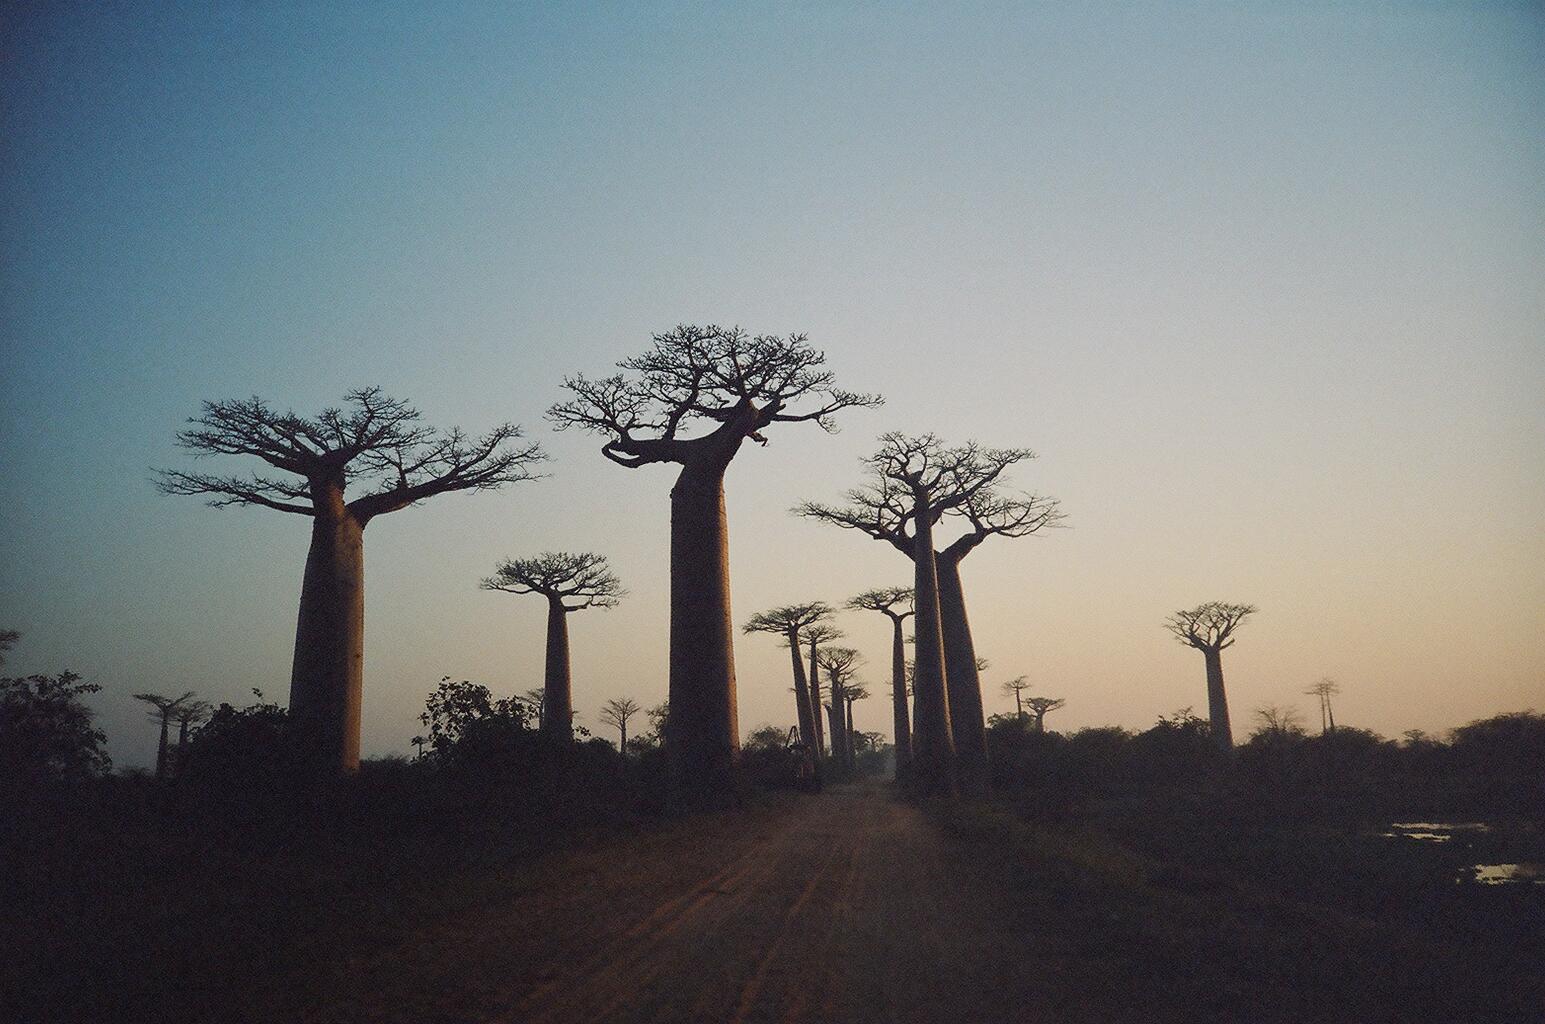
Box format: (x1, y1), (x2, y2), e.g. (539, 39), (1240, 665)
(281, 781), (1042, 1023)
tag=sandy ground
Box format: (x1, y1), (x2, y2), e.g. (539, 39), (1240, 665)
(266, 780), (1042, 1024)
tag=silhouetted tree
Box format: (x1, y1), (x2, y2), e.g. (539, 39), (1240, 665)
(600, 697), (641, 753)
(157, 388), (546, 776)
(1001, 675), (1031, 720)
(1306, 678), (1341, 735)
(1023, 696), (1065, 733)
(1163, 602), (1258, 751)
(803, 622), (844, 759)
(848, 587), (914, 771)
(173, 699), (212, 774)
(0, 669), (110, 784)
(481, 552), (624, 744)
(550, 326), (879, 789)
(133, 691), (196, 779)
(0, 630), (18, 667)
(743, 602), (833, 759)
(519, 688), (547, 731)
(842, 683), (871, 769)
(818, 646), (863, 772)
(798, 433), (1062, 793)
(417, 677), (534, 768)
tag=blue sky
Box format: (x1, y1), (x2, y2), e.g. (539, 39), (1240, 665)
(3, 3), (1541, 767)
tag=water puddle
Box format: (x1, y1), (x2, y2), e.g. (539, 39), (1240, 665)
(1470, 863), (1545, 885)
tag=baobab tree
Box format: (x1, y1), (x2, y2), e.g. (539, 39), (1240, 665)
(1023, 696), (1065, 733)
(742, 602), (833, 759)
(600, 697), (642, 753)
(0, 630), (18, 667)
(803, 622), (844, 759)
(818, 646), (863, 772)
(549, 325), (879, 788)
(173, 699), (212, 773)
(1001, 675), (1031, 720)
(132, 691), (195, 779)
(848, 587), (914, 769)
(1164, 601), (1258, 751)
(157, 388), (546, 775)
(842, 683), (871, 769)
(797, 433), (1062, 793)
(481, 552), (625, 744)
(1305, 677), (1341, 735)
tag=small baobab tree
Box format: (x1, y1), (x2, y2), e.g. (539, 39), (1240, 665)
(818, 646), (864, 772)
(1001, 675), (1031, 720)
(743, 602), (833, 761)
(803, 622), (844, 759)
(798, 433), (1062, 793)
(157, 388), (546, 775)
(481, 552), (624, 744)
(132, 691), (195, 779)
(600, 697), (642, 753)
(1305, 677), (1341, 735)
(549, 325), (879, 789)
(1023, 696), (1065, 733)
(848, 587), (914, 770)
(842, 683), (871, 769)
(1164, 602), (1258, 751)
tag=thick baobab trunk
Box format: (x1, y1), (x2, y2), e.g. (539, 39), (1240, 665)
(176, 718), (190, 775)
(619, 721), (628, 752)
(936, 555), (988, 793)
(1326, 700), (1336, 734)
(786, 627), (818, 752)
(1203, 646), (1233, 751)
(1032, 713), (1046, 734)
(289, 505), (366, 775)
(825, 700), (846, 771)
(890, 616), (912, 769)
(155, 716), (170, 779)
(808, 638), (826, 758)
(909, 489), (955, 794)
(668, 459), (739, 787)
(543, 597), (574, 743)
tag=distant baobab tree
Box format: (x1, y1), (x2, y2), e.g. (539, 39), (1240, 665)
(798, 433), (1062, 793)
(848, 587), (914, 770)
(600, 697), (642, 753)
(549, 325), (880, 789)
(818, 646), (863, 772)
(1164, 601), (1258, 750)
(481, 552), (624, 744)
(157, 388), (546, 776)
(1305, 677), (1341, 735)
(173, 699), (212, 772)
(802, 622), (844, 759)
(0, 630), (18, 667)
(1023, 696), (1065, 733)
(841, 683), (871, 769)
(132, 691), (195, 779)
(742, 602), (833, 762)
(1001, 675), (1031, 720)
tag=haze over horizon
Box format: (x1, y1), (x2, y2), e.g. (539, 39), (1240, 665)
(2, 3), (1541, 769)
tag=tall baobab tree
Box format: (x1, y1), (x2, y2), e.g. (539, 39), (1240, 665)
(818, 646), (863, 772)
(157, 388), (546, 775)
(1023, 696), (1065, 733)
(549, 325), (879, 788)
(481, 552), (625, 743)
(600, 697), (642, 753)
(1164, 602), (1258, 751)
(848, 587), (914, 769)
(1305, 678), (1341, 735)
(798, 433), (1062, 793)
(742, 602), (833, 759)
(1001, 675), (1031, 720)
(132, 691), (195, 779)
(802, 622), (844, 759)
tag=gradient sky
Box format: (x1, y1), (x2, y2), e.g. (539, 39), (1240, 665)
(3, 3), (1541, 769)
